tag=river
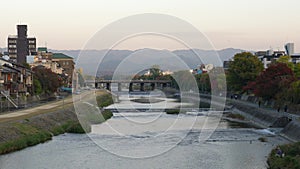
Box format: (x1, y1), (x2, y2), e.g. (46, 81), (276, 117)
(0, 93), (289, 169)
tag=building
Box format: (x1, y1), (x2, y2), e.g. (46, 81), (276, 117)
(52, 53), (74, 78)
(255, 49), (286, 68)
(30, 47), (63, 74)
(290, 55), (300, 64)
(0, 58), (33, 96)
(7, 25), (36, 64)
(223, 60), (232, 70)
(29, 47), (74, 86)
(283, 43), (300, 64)
(285, 43), (295, 56)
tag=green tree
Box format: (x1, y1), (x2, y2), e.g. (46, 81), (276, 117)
(149, 65), (162, 80)
(227, 52), (264, 92)
(293, 63), (300, 79)
(286, 80), (300, 104)
(277, 55), (294, 70)
(172, 70), (196, 91)
(33, 78), (42, 95)
(195, 73), (211, 93)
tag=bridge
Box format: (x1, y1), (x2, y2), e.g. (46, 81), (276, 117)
(86, 80), (172, 92)
(104, 107), (217, 113)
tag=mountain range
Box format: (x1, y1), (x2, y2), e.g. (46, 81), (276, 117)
(0, 47), (248, 76)
(49, 48), (247, 76)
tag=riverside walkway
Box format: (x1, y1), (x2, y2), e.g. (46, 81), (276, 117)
(0, 90), (100, 123)
(226, 96), (300, 121)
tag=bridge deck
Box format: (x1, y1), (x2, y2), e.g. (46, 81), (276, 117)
(87, 80), (172, 83)
(104, 107), (217, 113)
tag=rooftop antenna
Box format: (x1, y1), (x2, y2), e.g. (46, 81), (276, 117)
(269, 46), (273, 50)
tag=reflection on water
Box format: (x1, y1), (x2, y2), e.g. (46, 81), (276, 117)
(0, 95), (289, 169)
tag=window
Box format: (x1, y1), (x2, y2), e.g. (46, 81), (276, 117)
(9, 40), (16, 43)
(9, 50), (16, 53)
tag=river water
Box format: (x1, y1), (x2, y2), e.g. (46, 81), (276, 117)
(0, 94), (289, 169)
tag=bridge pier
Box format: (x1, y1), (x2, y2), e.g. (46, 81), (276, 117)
(106, 83), (111, 91)
(129, 83), (133, 92)
(151, 83), (155, 90)
(140, 82), (145, 91)
(118, 83), (122, 91)
(95, 82), (98, 89)
(162, 83), (167, 89)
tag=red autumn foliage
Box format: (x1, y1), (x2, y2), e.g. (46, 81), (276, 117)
(244, 63), (296, 100)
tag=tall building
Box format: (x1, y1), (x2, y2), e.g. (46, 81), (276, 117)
(7, 25), (36, 64)
(285, 43), (294, 56)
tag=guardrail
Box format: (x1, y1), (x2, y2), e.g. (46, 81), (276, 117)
(0, 91), (18, 108)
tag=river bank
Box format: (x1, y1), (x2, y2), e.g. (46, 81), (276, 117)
(0, 90), (113, 155)
(223, 100), (300, 169)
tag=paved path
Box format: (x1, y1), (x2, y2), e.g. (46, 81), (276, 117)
(194, 93), (300, 120)
(227, 97), (300, 120)
(0, 90), (103, 122)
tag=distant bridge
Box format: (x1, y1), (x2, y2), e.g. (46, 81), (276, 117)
(104, 107), (216, 113)
(85, 80), (172, 92)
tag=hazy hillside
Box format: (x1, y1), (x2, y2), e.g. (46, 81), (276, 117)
(0, 48), (246, 76)
(49, 48), (245, 76)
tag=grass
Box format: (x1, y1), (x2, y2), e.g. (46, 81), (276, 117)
(83, 110), (113, 124)
(131, 98), (164, 104)
(226, 113), (245, 120)
(0, 90), (116, 155)
(267, 142), (300, 169)
(96, 93), (114, 108)
(166, 109), (180, 114)
(50, 120), (86, 135)
(0, 120), (90, 155)
(0, 123), (52, 155)
(258, 137), (268, 142)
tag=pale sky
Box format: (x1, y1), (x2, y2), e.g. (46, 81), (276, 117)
(0, 0), (299, 52)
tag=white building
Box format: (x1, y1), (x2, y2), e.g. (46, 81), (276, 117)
(285, 43), (295, 56)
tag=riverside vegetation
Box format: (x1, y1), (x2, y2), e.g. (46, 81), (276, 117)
(268, 142), (300, 169)
(0, 92), (113, 155)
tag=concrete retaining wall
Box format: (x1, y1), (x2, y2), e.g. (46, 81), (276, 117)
(281, 121), (300, 141)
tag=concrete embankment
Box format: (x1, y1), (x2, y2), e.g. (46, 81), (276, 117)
(198, 94), (300, 141)
(281, 121), (300, 141)
(230, 101), (300, 142)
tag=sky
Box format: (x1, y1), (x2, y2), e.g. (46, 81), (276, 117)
(0, 0), (299, 52)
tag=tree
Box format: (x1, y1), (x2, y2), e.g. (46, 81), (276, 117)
(277, 55), (294, 70)
(286, 80), (300, 104)
(32, 66), (63, 94)
(172, 70), (196, 91)
(277, 56), (300, 78)
(33, 78), (42, 94)
(195, 73), (211, 93)
(149, 65), (162, 80)
(227, 52), (264, 92)
(293, 63), (300, 79)
(245, 63), (296, 100)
